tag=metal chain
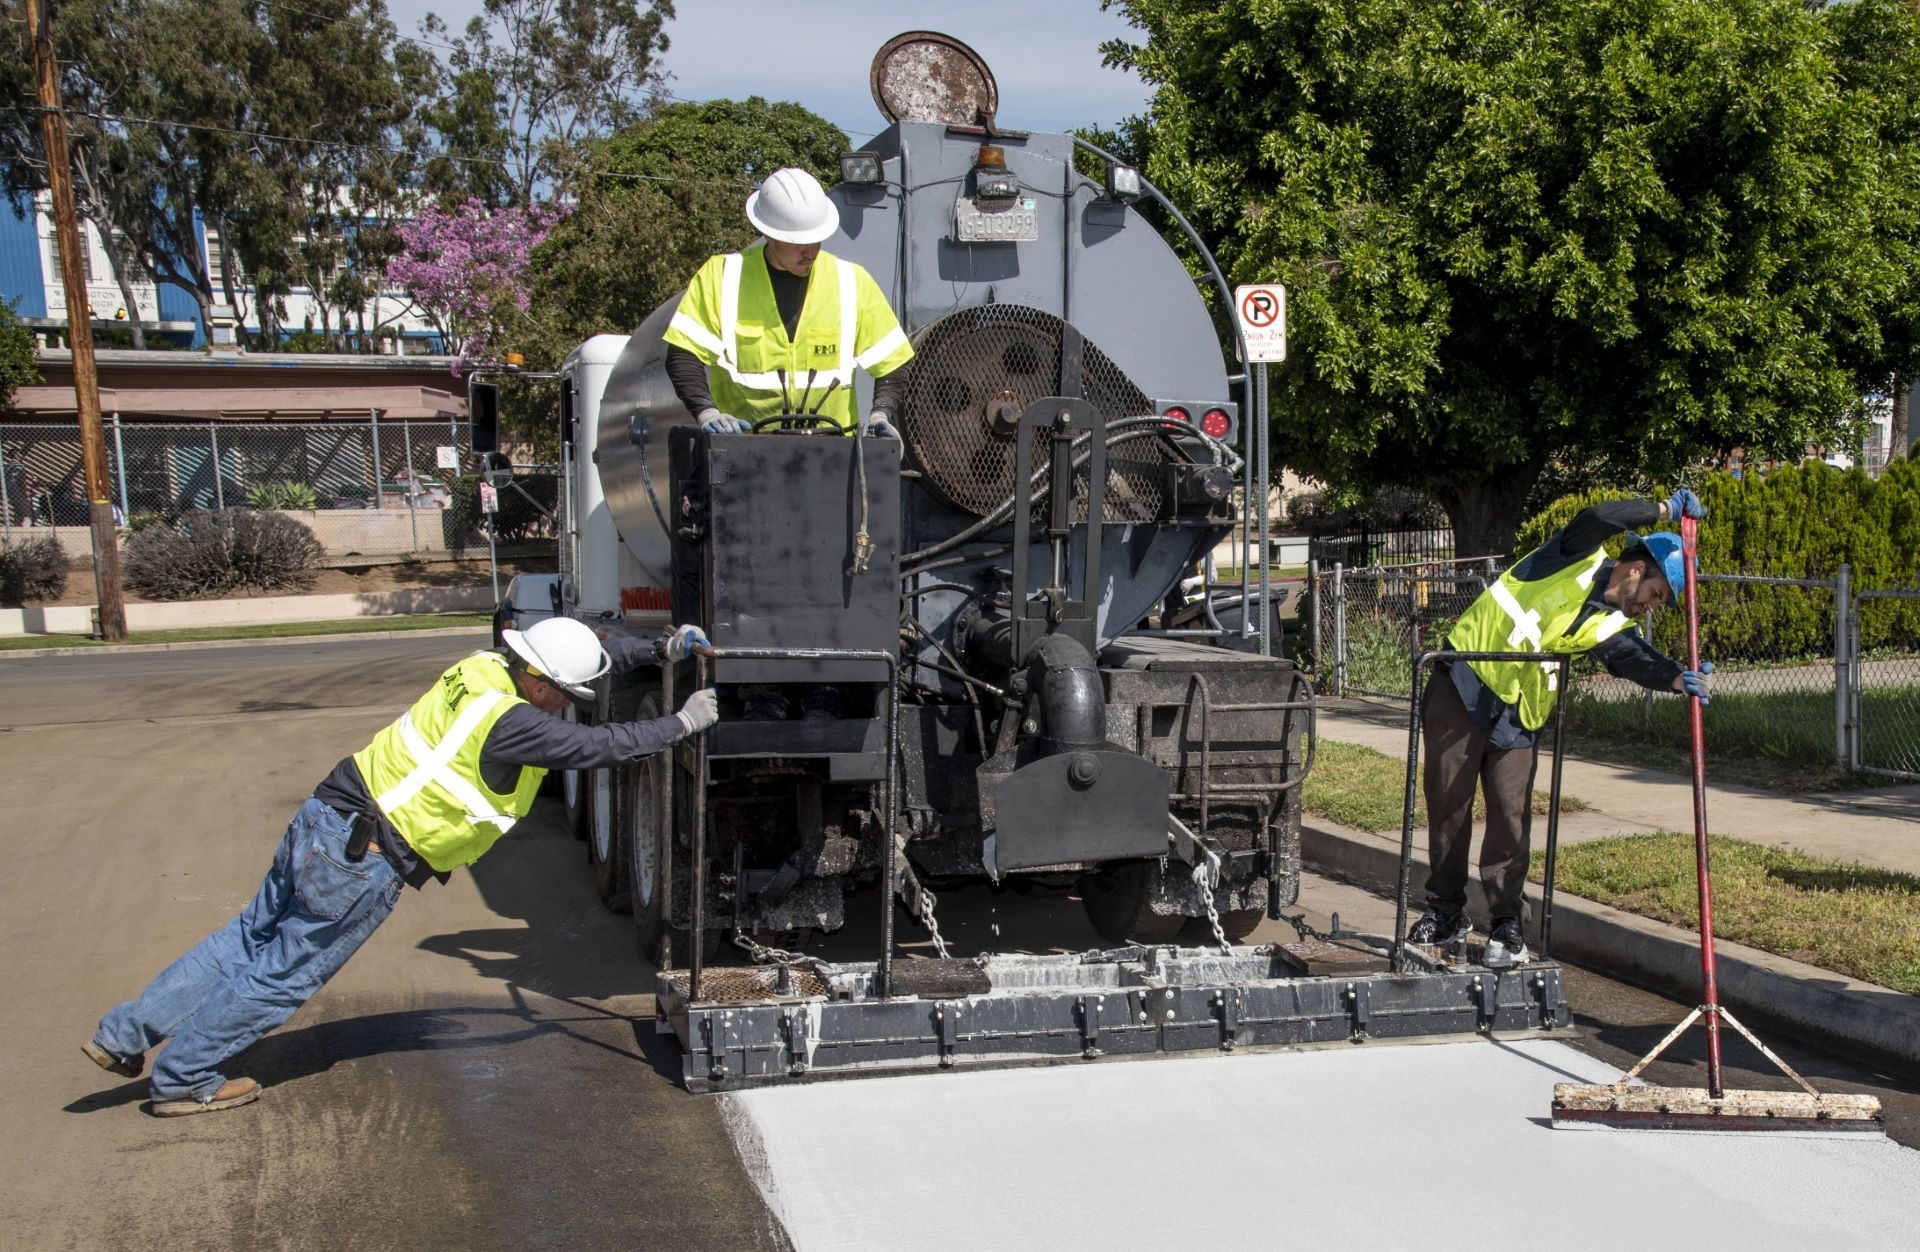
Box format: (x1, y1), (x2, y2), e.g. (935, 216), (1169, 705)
(893, 838), (952, 960)
(730, 930), (806, 967)
(1189, 857), (1231, 954)
(1280, 911), (1336, 945)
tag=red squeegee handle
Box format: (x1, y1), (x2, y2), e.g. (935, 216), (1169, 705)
(1681, 514), (1723, 1097)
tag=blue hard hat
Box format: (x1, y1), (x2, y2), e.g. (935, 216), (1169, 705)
(1625, 531), (1688, 606)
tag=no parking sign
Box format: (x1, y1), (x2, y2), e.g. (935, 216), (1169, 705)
(1234, 284), (1287, 363)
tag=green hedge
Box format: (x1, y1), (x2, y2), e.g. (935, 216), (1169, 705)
(1515, 462), (1920, 662)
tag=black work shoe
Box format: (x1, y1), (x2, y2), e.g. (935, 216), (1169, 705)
(1406, 908), (1472, 948)
(1483, 917), (1530, 969)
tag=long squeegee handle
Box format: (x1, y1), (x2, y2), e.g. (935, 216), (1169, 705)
(1681, 513), (1724, 1098)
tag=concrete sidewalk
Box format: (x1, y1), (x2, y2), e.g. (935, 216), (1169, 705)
(1318, 699), (1920, 875)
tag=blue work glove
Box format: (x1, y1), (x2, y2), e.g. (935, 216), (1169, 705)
(660, 623), (709, 662)
(699, 409), (748, 435)
(860, 412), (900, 440)
(1680, 661), (1713, 704)
(1664, 487), (1707, 521)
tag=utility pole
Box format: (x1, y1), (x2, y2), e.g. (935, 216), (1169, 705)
(28, 0), (125, 639)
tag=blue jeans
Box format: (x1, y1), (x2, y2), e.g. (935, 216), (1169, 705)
(95, 798), (402, 1102)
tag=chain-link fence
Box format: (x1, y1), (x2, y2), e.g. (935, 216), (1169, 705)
(1851, 588), (1920, 781)
(0, 419), (556, 563)
(1310, 555), (1918, 780)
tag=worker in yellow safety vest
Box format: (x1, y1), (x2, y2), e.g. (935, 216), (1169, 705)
(82, 618), (717, 1116)
(663, 167), (915, 436)
(1407, 491), (1713, 969)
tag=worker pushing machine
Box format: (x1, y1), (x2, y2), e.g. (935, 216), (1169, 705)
(1407, 490), (1713, 968)
(663, 166), (915, 436)
(81, 618), (719, 1116)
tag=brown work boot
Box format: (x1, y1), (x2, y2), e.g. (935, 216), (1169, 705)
(151, 1078), (261, 1117)
(81, 1039), (144, 1079)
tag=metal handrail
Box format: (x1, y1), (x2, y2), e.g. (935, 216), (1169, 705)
(1391, 650), (1573, 974)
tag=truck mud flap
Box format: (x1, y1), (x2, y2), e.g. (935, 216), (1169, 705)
(656, 945), (1573, 1092)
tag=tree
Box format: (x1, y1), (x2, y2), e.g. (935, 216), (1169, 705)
(1108, 0), (1920, 555)
(418, 0), (675, 207)
(0, 300), (39, 415)
(385, 198), (566, 368)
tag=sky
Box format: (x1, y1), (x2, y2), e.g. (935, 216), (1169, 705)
(383, 0), (1158, 142)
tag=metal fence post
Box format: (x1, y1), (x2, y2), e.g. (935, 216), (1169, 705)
(208, 422), (223, 510)
(402, 419), (419, 553)
(1333, 561), (1347, 697)
(1835, 562), (1851, 769)
(368, 408), (383, 509)
(1256, 360), (1272, 655)
(1848, 590), (1862, 773)
(1308, 560), (1320, 673)
(0, 428), (12, 544)
(110, 412), (129, 522)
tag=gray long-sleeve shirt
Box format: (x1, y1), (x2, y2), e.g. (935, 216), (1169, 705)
(1451, 498), (1684, 749)
(313, 633), (681, 885)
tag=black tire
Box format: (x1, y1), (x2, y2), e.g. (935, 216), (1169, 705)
(559, 706), (589, 838)
(587, 761), (630, 912)
(1080, 861), (1187, 945)
(630, 700), (669, 952)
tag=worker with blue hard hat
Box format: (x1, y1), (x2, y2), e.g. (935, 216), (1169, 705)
(1407, 489), (1712, 969)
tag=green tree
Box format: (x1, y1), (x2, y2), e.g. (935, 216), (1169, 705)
(418, 0), (675, 207)
(1108, 0), (1920, 556)
(0, 300), (39, 414)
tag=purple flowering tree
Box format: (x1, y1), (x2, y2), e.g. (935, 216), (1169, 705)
(386, 198), (566, 373)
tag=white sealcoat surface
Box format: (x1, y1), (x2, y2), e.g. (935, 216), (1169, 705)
(720, 1038), (1920, 1251)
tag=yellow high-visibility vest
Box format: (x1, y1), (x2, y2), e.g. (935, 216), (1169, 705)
(1449, 549), (1633, 731)
(352, 651), (545, 872)
(663, 244), (914, 429)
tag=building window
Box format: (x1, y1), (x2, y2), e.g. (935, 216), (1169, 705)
(47, 230), (95, 283)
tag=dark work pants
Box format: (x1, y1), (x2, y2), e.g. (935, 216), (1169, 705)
(1420, 670), (1539, 922)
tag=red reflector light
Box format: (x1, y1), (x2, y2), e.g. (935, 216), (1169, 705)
(1201, 408), (1232, 438)
(1163, 405), (1191, 424)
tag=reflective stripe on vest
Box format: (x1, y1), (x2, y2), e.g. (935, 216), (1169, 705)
(1451, 549), (1633, 730)
(377, 693), (514, 831)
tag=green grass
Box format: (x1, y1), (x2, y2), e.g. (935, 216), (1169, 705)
(1530, 833), (1920, 996)
(1303, 739), (1587, 833)
(0, 613), (491, 650)
(1564, 682), (1920, 789)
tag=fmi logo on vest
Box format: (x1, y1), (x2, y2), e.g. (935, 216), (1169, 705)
(811, 342), (837, 359)
(441, 670), (471, 711)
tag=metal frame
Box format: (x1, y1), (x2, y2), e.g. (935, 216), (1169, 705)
(1391, 650), (1574, 972)
(661, 644), (902, 1001)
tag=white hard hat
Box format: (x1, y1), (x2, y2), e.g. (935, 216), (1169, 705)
(503, 616), (610, 700)
(745, 167), (840, 245)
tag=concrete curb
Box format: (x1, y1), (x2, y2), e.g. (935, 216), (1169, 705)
(1301, 820), (1920, 1073)
(0, 624), (489, 660)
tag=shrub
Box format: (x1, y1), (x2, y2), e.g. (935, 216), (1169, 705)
(0, 537), (68, 604)
(124, 508), (324, 600)
(247, 480), (319, 510)
(1516, 463), (1920, 662)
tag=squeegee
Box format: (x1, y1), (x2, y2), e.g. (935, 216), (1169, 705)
(1550, 515), (1883, 1133)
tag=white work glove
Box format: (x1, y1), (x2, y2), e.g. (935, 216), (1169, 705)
(674, 688), (719, 738)
(860, 411), (900, 440)
(660, 623), (709, 662)
(699, 408), (748, 435)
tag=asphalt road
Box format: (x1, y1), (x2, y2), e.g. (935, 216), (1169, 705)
(4, 635), (1915, 1251)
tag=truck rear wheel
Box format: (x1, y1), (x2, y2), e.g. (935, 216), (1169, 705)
(587, 762), (630, 912)
(1080, 861), (1186, 945)
(559, 706), (588, 839)
(630, 705), (668, 950)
